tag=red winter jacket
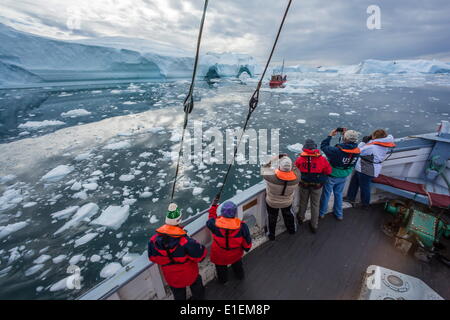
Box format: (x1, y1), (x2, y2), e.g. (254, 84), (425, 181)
(294, 149), (332, 187)
(206, 205), (252, 266)
(148, 225), (207, 288)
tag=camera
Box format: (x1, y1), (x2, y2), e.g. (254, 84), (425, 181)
(362, 135), (372, 143)
(336, 127), (346, 133)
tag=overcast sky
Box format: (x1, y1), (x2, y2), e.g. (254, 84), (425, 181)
(1, 0), (449, 66)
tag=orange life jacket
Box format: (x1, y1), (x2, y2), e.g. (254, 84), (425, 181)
(215, 216), (241, 230)
(275, 169), (297, 181)
(366, 141), (396, 148)
(156, 224), (187, 237)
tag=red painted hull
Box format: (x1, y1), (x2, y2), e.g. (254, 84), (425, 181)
(269, 80), (286, 88)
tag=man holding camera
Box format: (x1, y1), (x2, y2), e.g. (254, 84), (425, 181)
(319, 128), (360, 221)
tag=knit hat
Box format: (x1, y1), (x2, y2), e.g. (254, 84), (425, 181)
(221, 201), (237, 218)
(279, 156), (292, 172)
(165, 203), (182, 226)
(303, 139), (317, 150)
(344, 130), (359, 143)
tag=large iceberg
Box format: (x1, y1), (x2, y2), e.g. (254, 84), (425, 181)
(0, 23), (259, 85)
(357, 59), (450, 74)
(273, 59), (450, 75)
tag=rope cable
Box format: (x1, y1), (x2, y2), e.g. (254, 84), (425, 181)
(170, 0), (209, 201)
(216, 0), (293, 200)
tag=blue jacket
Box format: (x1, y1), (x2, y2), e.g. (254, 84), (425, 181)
(320, 136), (360, 178)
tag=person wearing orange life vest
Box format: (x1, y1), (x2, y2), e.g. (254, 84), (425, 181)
(319, 129), (360, 221)
(261, 154), (301, 241)
(294, 139), (332, 233)
(345, 129), (395, 209)
(206, 197), (252, 283)
(148, 203), (207, 300)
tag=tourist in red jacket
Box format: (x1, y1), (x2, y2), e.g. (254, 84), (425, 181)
(294, 139), (332, 233)
(206, 198), (252, 284)
(148, 203), (207, 300)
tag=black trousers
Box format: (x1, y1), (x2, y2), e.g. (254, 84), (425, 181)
(170, 275), (205, 300)
(266, 203), (296, 237)
(215, 259), (244, 283)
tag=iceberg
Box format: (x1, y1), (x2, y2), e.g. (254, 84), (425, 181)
(90, 205), (130, 230)
(0, 23), (259, 85)
(54, 203), (99, 235)
(357, 59), (450, 74)
(0, 221), (28, 239)
(41, 165), (74, 182)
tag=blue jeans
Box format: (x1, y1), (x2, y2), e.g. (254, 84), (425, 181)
(346, 171), (374, 206)
(319, 176), (347, 218)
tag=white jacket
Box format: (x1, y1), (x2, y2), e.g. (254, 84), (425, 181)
(355, 135), (395, 177)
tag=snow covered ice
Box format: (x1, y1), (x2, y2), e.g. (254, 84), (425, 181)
(90, 205), (130, 230)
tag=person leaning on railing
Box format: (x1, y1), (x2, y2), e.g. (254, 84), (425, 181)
(344, 129), (395, 209)
(148, 204), (207, 300)
(206, 197), (252, 284)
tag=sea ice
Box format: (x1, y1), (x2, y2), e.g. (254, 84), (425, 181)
(41, 165), (74, 182)
(90, 205), (130, 230)
(296, 119), (306, 124)
(61, 109), (92, 118)
(100, 262), (122, 278)
(54, 203), (99, 235)
(119, 174), (135, 182)
(18, 120), (65, 130)
(74, 233), (98, 248)
(103, 141), (131, 150)
(287, 143), (304, 153)
(192, 187), (204, 196)
(51, 206), (80, 220)
(0, 221), (28, 239)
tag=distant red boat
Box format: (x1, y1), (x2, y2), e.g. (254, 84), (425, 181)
(269, 75), (287, 88)
(269, 59), (287, 88)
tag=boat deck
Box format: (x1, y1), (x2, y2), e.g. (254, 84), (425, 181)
(205, 204), (450, 300)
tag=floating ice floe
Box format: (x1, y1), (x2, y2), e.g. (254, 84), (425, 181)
(149, 215), (159, 224)
(90, 255), (101, 263)
(296, 119), (306, 124)
(122, 253), (140, 265)
(287, 143), (304, 153)
(90, 205), (130, 230)
(52, 255), (67, 264)
(33, 254), (51, 264)
(328, 112), (340, 117)
(61, 109), (92, 118)
(74, 233), (98, 248)
(82, 183), (98, 191)
(41, 165), (74, 182)
(23, 202), (37, 208)
(0, 175), (16, 184)
(192, 187), (204, 196)
(18, 120), (65, 130)
(0, 221), (28, 239)
(0, 188), (24, 212)
(49, 276), (70, 292)
(54, 203), (99, 235)
(70, 182), (82, 191)
(100, 262), (122, 278)
(74, 153), (92, 161)
(25, 264), (45, 277)
(139, 191), (153, 198)
(119, 174), (135, 182)
(103, 140), (131, 150)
